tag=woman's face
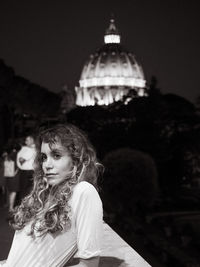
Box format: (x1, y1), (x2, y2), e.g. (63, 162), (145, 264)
(41, 141), (73, 186)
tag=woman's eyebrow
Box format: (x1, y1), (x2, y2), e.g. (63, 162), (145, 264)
(51, 148), (63, 153)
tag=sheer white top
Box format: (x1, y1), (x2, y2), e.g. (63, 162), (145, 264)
(1, 181), (103, 267)
(16, 145), (36, 170)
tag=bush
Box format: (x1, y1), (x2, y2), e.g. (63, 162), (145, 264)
(101, 148), (158, 221)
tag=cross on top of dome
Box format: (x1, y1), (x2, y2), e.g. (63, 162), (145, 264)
(104, 18), (121, 44)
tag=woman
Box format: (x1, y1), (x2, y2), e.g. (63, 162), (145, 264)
(0, 124), (103, 267)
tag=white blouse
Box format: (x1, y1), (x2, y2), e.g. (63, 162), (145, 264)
(1, 181), (103, 267)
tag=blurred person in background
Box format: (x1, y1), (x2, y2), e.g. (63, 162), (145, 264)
(4, 147), (19, 212)
(16, 135), (36, 201)
(0, 152), (6, 206)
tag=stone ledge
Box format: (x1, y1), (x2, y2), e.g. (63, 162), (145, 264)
(99, 223), (151, 266)
(72, 223), (151, 267)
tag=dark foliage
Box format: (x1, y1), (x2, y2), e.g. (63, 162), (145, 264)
(101, 148), (158, 220)
(0, 59), (62, 150)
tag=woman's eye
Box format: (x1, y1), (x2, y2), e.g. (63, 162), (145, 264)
(53, 153), (61, 160)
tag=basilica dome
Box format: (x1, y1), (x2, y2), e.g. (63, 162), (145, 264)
(75, 19), (146, 106)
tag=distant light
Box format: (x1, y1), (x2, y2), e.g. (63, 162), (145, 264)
(80, 77), (146, 88)
(104, 34), (120, 44)
(75, 85), (147, 107)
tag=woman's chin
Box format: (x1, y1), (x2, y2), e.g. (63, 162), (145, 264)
(47, 179), (63, 187)
(47, 179), (58, 186)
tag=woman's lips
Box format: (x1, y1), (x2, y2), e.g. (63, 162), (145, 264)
(45, 173), (57, 177)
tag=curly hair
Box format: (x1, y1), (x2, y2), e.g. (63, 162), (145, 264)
(11, 124), (103, 237)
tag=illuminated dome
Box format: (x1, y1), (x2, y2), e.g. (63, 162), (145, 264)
(76, 19), (146, 106)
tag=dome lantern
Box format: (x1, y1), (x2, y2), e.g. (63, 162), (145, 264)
(104, 19), (121, 44)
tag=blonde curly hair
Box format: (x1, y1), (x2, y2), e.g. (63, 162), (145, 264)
(11, 124), (102, 237)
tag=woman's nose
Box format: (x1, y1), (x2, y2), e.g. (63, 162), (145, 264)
(44, 157), (53, 170)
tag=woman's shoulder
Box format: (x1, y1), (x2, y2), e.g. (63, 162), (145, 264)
(71, 182), (100, 205)
(70, 181), (102, 216)
(73, 181), (97, 195)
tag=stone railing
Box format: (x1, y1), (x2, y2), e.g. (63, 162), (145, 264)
(73, 223), (152, 267)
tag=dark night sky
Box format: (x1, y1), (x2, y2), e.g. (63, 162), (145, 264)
(0, 1), (199, 103)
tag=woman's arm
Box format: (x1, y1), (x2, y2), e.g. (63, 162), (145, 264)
(70, 183), (103, 267)
(65, 257), (99, 267)
(76, 257), (99, 267)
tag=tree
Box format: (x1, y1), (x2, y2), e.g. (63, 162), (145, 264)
(101, 148), (158, 223)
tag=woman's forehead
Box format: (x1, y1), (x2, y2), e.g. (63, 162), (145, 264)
(41, 141), (64, 152)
